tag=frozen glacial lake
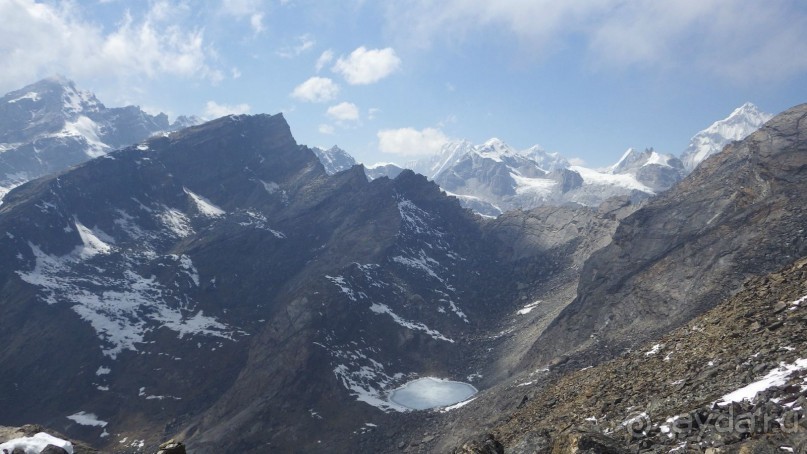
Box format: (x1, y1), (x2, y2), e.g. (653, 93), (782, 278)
(388, 377), (478, 410)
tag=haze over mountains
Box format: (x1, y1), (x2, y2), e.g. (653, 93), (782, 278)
(0, 76), (805, 454)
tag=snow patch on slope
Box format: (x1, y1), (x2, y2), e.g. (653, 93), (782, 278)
(74, 219), (114, 258)
(510, 173), (557, 196)
(716, 358), (807, 406)
(17, 242), (240, 359)
(369, 303), (454, 343)
(159, 207), (194, 237)
(8, 91), (40, 103)
(55, 116), (110, 158)
(67, 411), (108, 427)
(184, 187), (225, 217)
(571, 165), (655, 193)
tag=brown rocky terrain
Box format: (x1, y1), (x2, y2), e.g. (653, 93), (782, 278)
(457, 256), (807, 453)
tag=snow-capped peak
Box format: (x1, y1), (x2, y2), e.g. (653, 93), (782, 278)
(520, 145), (569, 172)
(611, 148), (640, 171)
(644, 150), (673, 168)
(680, 102), (772, 172)
(477, 138), (516, 161)
(312, 144), (357, 174)
(60, 80), (102, 116)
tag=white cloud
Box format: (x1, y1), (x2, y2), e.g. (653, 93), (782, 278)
(315, 50), (334, 72)
(249, 13), (265, 34)
(384, 0), (807, 84)
(367, 107), (381, 120)
(319, 124), (335, 135)
(204, 101), (251, 118)
(291, 77), (340, 102)
(332, 47), (402, 85)
(377, 127), (449, 156)
(277, 34), (315, 58)
(384, 1), (601, 52)
(0, 0), (223, 94)
(327, 102), (360, 122)
(587, 1), (807, 83)
(220, 0), (265, 35)
(568, 157), (586, 166)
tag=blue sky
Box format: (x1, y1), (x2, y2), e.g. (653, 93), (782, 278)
(2, 0), (807, 167)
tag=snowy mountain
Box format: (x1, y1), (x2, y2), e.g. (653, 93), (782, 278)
(311, 145), (357, 174)
(388, 139), (675, 216)
(680, 102), (772, 172)
(608, 147), (685, 192)
(364, 162), (405, 180)
(364, 104), (770, 216)
(0, 76), (199, 201)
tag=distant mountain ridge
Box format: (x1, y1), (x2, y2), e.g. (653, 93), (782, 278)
(312, 103), (772, 216)
(361, 139), (683, 216)
(0, 76), (200, 200)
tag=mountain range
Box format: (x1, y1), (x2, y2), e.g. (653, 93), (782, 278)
(0, 112), (568, 452)
(0, 77), (804, 454)
(319, 103), (771, 216)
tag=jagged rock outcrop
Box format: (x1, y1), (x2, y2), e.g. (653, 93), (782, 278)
(530, 103), (807, 365)
(155, 439), (186, 454)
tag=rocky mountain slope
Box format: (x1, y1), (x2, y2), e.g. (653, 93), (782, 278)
(461, 255), (807, 453)
(0, 112), (630, 453)
(0, 77), (198, 200)
(372, 103), (803, 453)
(529, 102), (807, 369)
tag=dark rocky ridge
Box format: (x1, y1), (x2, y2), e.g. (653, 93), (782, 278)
(531, 103), (807, 366)
(0, 113), (617, 452)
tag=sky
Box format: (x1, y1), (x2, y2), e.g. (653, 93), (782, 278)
(2, 0), (807, 168)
